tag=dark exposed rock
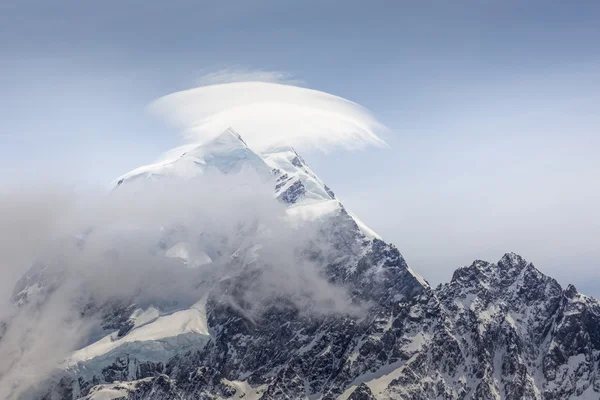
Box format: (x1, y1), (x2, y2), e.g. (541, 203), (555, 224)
(279, 180), (306, 204)
(324, 184), (335, 198)
(348, 383), (377, 400)
(100, 301), (137, 337)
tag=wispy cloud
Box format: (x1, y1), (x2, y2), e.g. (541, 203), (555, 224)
(197, 67), (302, 86)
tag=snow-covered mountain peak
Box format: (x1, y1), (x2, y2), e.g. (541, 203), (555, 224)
(185, 126), (248, 154)
(112, 128), (375, 239)
(216, 126), (247, 145)
(113, 128), (271, 187)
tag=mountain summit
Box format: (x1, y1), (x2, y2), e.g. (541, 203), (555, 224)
(3, 130), (599, 400)
(114, 128), (383, 242)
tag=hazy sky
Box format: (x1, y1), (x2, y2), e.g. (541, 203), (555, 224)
(1, 1), (599, 295)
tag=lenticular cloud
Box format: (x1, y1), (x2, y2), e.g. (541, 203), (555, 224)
(150, 81), (387, 154)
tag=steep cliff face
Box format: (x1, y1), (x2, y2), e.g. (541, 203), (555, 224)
(4, 130), (599, 400)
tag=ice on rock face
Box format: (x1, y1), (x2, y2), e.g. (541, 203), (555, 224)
(67, 298), (210, 378)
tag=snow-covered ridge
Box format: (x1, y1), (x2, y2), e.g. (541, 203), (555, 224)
(261, 145), (334, 203)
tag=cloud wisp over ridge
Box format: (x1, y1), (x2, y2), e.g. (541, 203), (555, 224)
(196, 67), (301, 86)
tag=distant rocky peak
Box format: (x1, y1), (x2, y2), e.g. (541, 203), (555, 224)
(497, 251), (528, 270)
(446, 253), (558, 305)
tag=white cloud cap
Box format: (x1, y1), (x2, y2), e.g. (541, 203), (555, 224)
(150, 80), (387, 154)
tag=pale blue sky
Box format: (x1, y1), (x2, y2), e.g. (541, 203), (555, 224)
(1, 1), (599, 294)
